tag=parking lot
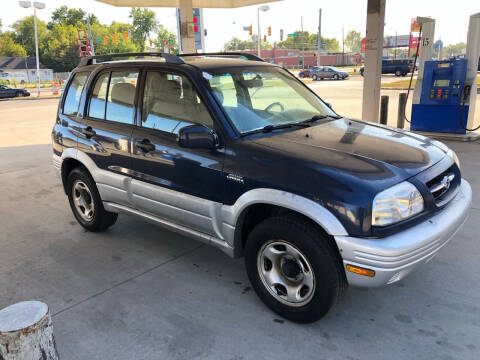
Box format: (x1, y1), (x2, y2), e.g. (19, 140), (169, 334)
(1, 81), (480, 359)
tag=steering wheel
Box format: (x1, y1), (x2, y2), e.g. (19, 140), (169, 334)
(264, 102), (285, 114)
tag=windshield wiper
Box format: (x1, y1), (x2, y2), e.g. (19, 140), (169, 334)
(261, 122), (310, 133)
(299, 114), (343, 125)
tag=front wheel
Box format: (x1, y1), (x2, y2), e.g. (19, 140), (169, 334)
(312, 74), (318, 81)
(395, 69), (402, 77)
(245, 216), (347, 323)
(299, 73), (305, 78)
(67, 167), (118, 232)
(333, 74), (339, 80)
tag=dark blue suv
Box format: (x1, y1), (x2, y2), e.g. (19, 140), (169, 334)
(52, 52), (471, 323)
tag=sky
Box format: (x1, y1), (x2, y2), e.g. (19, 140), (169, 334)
(1, 0), (479, 51)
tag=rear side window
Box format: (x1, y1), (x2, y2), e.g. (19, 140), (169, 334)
(88, 72), (109, 119)
(87, 70), (139, 124)
(63, 72), (88, 115)
(106, 71), (139, 124)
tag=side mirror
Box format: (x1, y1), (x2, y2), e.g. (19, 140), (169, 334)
(326, 102), (333, 110)
(178, 125), (218, 149)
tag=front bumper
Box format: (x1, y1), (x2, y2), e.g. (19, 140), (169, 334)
(335, 179), (472, 287)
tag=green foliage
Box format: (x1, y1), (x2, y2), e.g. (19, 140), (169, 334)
(41, 23), (80, 72)
(276, 31), (340, 52)
(344, 30), (362, 53)
(50, 6), (87, 29)
(11, 16), (48, 56)
(443, 42), (466, 57)
(223, 36), (272, 51)
(0, 34), (27, 57)
(129, 7), (157, 51)
(154, 25), (178, 54)
(91, 22), (138, 55)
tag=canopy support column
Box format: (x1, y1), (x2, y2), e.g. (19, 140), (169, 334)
(362, 0), (386, 123)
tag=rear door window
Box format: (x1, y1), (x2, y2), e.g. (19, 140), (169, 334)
(88, 72), (110, 119)
(106, 71), (139, 124)
(63, 72), (89, 116)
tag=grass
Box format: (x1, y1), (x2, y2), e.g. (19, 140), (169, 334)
(382, 75), (480, 89)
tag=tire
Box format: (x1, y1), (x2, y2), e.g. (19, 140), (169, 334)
(299, 73), (305, 78)
(333, 74), (339, 80)
(312, 74), (318, 81)
(15, 92), (22, 97)
(245, 216), (347, 323)
(67, 166), (118, 232)
(395, 69), (402, 77)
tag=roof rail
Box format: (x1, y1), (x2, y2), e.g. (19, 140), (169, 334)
(78, 52), (184, 67)
(179, 52), (265, 62)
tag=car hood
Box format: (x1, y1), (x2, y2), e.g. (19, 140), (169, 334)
(250, 118), (447, 179)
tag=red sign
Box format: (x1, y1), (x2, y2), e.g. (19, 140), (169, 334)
(409, 36), (419, 49)
(411, 18), (421, 32)
(361, 38), (366, 53)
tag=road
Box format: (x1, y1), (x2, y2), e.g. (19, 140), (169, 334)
(0, 91), (479, 359)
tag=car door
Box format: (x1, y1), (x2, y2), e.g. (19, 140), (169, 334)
(77, 68), (140, 207)
(53, 71), (90, 156)
(129, 68), (225, 236)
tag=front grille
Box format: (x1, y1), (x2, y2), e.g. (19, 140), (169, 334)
(426, 165), (459, 207)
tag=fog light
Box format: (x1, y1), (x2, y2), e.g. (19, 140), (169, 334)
(346, 264), (375, 277)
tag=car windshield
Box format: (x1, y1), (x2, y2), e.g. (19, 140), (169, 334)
(328, 67), (342, 72)
(205, 66), (336, 134)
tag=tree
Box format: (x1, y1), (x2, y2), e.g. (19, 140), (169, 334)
(48, 6), (98, 29)
(129, 7), (157, 51)
(11, 16), (48, 57)
(154, 25), (178, 54)
(91, 22), (138, 55)
(0, 35), (27, 57)
(442, 42), (466, 57)
(41, 23), (79, 72)
(276, 31), (340, 52)
(344, 30), (361, 53)
(223, 36), (272, 51)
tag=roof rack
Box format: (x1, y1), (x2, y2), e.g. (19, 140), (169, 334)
(179, 52), (265, 62)
(78, 52), (184, 67)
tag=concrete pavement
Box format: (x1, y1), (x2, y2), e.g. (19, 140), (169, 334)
(1, 96), (479, 359)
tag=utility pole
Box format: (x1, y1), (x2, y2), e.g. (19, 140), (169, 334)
(257, 8), (261, 57)
(301, 16), (304, 69)
(394, 30), (397, 59)
(87, 15), (95, 56)
(342, 26), (345, 65)
(317, 9), (322, 66)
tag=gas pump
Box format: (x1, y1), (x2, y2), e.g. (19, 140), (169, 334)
(411, 59), (469, 134)
(410, 13), (480, 136)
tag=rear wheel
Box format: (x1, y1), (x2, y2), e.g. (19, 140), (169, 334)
(245, 216), (347, 323)
(67, 167), (117, 232)
(333, 74), (339, 80)
(395, 69), (402, 77)
(299, 73), (305, 78)
(312, 74), (318, 81)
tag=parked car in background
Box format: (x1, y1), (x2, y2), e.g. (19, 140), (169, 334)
(311, 66), (349, 81)
(0, 85), (30, 99)
(360, 58), (414, 77)
(298, 66), (320, 78)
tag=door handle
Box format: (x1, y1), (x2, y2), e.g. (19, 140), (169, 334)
(135, 139), (155, 153)
(81, 126), (96, 138)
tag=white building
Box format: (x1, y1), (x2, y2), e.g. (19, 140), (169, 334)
(0, 57), (53, 84)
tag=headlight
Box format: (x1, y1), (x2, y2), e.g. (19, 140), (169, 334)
(372, 181), (424, 226)
(447, 149), (460, 170)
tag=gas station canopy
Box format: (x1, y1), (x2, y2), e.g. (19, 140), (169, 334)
(96, 0), (280, 8)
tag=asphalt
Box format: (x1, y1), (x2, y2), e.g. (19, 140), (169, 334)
(0, 96), (479, 360)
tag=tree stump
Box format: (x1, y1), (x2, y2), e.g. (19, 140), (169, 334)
(0, 301), (59, 360)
